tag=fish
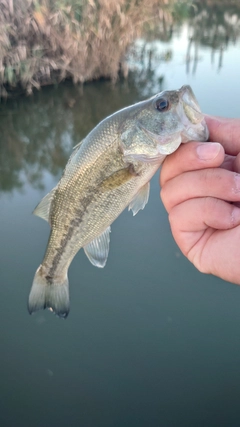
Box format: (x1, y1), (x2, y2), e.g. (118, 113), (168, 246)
(28, 85), (209, 318)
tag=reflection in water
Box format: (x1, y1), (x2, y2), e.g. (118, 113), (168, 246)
(0, 92), (74, 192)
(1, 1), (240, 194)
(0, 80), (142, 193)
(130, 1), (240, 78)
(186, 1), (240, 74)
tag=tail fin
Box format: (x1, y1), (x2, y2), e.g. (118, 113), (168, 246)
(28, 266), (70, 318)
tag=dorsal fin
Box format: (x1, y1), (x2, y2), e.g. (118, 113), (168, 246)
(33, 187), (56, 223)
(72, 139), (84, 150)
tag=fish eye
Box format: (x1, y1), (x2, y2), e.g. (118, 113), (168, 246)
(155, 97), (169, 112)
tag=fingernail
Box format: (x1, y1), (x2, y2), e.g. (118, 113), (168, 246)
(234, 174), (240, 193)
(231, 206), (240, 226)
(196, 143), (221, 160)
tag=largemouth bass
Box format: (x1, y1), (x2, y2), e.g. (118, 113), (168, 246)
(28, 85), (209, 318)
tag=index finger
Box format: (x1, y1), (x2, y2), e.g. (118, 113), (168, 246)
(205, 115), (240, 156)
(160, 141), (224, 187)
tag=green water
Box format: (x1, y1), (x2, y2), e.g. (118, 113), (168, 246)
(1, 7), (240, 427)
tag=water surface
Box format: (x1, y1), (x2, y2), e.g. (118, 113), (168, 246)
(1, 8), (240, 427)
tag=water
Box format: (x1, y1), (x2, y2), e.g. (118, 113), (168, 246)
(1, 8), (240, 427)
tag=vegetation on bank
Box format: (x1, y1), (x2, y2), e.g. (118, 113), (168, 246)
(0, 0), (178, 97)
(1, 0), (240, 97)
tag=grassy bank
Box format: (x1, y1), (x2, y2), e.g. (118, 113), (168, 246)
(0, 0), (178, 97)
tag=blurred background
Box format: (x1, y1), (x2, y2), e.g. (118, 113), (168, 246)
(1, 1), (240, 426)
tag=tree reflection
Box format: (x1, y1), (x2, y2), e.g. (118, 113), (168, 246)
(186, 1), (240, 74)
(1, 1), (240, 194)
(128, 1), (240, 85)
(0, 80), (144, 193)
(0, 89), (74, 192)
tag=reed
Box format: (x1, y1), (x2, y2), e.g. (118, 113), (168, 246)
(0, 0), (177, 97)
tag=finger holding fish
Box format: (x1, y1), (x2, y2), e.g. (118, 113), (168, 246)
(161, 167), (240, 214)
(160, 141), (225, 187)
(160, 116), (240, 285)
(167, 197), (240, 285)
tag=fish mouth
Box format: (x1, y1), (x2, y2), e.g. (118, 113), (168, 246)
(137, 85), (209, 158)
(177, 85), (209, 142)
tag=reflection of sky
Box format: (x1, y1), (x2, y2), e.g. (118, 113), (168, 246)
(131, 24), (240, 117)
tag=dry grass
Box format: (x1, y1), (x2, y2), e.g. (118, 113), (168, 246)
(0, 0), (175, 97)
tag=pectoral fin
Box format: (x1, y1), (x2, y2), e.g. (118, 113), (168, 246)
(33, 187), (56, 223)
(128, 182), (150, 216)
(100, 166), (136, 191)
(84, 226), (111, 268)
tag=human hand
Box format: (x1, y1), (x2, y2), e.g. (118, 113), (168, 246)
(160, 116), (240, 284)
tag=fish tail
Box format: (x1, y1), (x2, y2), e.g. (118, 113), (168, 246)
(28, 266), (70, 318)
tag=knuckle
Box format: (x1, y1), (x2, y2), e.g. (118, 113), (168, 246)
(200, 168), (237, 199)
(160, 162), (167, 187)
(235, 154), (240, 173)
(233, 173), (240, 194)
(229, 206), (240, 228)
(160, 186), (166, 204)
(200, 168), (216, 184)
(203, 197), (238, 229)
(203, 196), (219, 214)
(168, 208), (178, 227)
(160, 186), (169, 210)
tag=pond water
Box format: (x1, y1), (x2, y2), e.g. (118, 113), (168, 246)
(1, 7), (240, 427)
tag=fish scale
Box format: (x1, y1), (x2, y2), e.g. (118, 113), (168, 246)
(28, 85), (209, 318)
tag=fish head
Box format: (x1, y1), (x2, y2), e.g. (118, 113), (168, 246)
(122, 85), (209, 161)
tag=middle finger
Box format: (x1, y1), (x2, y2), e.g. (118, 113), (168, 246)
(161, 168), (240, 213)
